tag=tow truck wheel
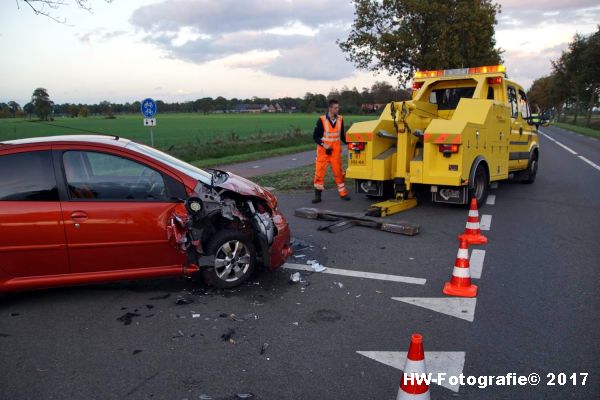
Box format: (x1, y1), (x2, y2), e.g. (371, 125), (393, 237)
(522, 153), (538, 184)
(202, 230), (256, 288)
(469, 164), (489, 207)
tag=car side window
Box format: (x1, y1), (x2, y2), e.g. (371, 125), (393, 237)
(0, 151), (59, 201)
(507, 86), (518, 118)
(518, 90), (530, 119)
(63, 151), (169, 201)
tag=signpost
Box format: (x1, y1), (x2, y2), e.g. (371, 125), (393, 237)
(141, 98), (157, 146)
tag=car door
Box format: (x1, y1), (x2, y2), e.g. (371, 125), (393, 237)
(57, 149), (186, 274)
(0, 149), (69, 279)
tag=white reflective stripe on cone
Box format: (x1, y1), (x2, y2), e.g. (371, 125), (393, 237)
(403, 359), (427, 374)
(452, 267), (471, 278)
(457, 248), (469, 259)
(468, 210), (479, 217)
(397, 390), (430, 400)
(465, 222), (480, 229)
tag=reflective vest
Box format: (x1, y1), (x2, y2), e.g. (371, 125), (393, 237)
(531, 113), (540, 123)
(320, 115), (342, 147)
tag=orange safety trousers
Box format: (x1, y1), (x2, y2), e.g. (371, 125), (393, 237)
(313, 115), (348, 197)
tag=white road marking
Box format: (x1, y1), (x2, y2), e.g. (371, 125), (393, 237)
(578, 155), (600, 171)
(251, 165), (261, 169)
(283, 263), (426, 285)
(539, 131), (577, 154)
(480, 214), (492, 231)
(357, 351), (466, 392)
(490, 182), (499, 189)
(392, 297), (477, 322)
(485, 194), (496, 205)
(541, 130), (600, 171)
(469, 249), (486, 279)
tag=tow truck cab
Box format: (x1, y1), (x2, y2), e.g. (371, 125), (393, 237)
(346, 65), (540, 207)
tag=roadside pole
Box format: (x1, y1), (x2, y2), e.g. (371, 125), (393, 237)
(141, 98), (157, 146)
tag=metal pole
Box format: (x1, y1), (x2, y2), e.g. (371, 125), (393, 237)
(150, 126), (154, 147)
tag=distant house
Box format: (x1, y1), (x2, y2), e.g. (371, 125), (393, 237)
(275, 103), (283, 112)
(361, 103), (386, 113)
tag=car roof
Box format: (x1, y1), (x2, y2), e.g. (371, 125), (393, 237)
(0, 135), (131, 149)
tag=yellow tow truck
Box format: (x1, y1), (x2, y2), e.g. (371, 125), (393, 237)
(346, 65), (546, 216)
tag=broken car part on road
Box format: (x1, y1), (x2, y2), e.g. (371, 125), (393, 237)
(294, 207), (420, 236)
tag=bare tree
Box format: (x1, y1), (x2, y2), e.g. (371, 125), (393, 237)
(16, 0), (113, 23)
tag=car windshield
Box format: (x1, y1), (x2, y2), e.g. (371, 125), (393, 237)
(127, 142), (212, 184)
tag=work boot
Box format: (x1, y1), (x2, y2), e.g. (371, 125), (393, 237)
(312, 189), (322, 204)
(341, 195), (351, 201)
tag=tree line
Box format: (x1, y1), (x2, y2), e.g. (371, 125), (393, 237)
(0, 82), (410, 120)
(528, 27), (599, 127)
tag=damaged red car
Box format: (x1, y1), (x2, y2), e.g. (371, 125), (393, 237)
(0, 135), (292, 292)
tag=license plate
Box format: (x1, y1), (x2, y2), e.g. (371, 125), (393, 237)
(432, 186), (467, 204)
(349, 151), (365, 166)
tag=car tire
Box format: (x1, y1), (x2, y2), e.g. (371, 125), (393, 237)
(522, 152), (538, 184)
(202, 230), (256, 289)
(469, 163), (489, 208)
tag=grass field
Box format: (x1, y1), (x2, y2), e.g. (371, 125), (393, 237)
(553, 122), (600, 139)
(0, 113), (373, 166)
(252, 161), (353, 192)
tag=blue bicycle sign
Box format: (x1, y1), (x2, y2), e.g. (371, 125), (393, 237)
(141, 98), (157, 118)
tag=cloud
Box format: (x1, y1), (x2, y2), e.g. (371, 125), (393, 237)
(129, 0), (356, 80)
(78, 28), (127, 43)
(503, 42), (568, 89)
(496, 0), (600, 28)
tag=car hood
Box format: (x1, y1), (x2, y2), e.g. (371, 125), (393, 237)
(217, 171), (277, 207)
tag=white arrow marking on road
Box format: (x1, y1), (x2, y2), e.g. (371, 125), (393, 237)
(470, 249), (485, 279)
(485, 194), (496, 205)
(391, 297), (477, 322)
(480, 214), (492, 231)
(283, 263), (426, 285)
(357, 351), (466, 392)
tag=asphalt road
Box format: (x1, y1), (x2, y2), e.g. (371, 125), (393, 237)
(1, 126), (598, 399)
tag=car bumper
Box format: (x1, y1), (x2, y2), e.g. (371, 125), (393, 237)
(266, 211), (292, 270)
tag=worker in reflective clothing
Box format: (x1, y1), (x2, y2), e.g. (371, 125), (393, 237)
(531, 105), (541, 129)
(312, 99), (350, 203)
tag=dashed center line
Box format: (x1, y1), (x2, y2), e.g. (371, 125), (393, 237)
(480, 214), (492, 231)
(469, 249), (486, 279)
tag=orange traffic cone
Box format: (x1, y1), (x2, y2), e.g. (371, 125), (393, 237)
(458, 198), (488, 245)
(443, 239), (478, 297)
(397, 333), (430, 400)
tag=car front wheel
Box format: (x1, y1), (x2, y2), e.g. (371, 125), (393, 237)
(202, 230), (256, 288)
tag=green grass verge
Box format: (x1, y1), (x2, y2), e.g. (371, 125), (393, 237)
(192, 143), (314, 168)
(552, 122), (600, 139)
(252, 161), (353, 192)
(0, 113), (375, 165)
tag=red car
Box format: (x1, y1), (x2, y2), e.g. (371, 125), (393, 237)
(0, 135), (292, 292)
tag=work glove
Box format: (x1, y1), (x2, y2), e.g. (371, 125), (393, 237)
(325, 148), (333, 156)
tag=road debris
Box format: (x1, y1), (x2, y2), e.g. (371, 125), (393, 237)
(175, 296), (193, 305)
(172, 330), (185, 339)
(333, 282), (344, 289)
(290, 272), (301, 283)
(306, 259), (326, 272)
(117, 312), (141, 326)
(221, 328), (236, 344)
(148, 293), (170, 300)
(132, 349), (142, 355)
(259, 342), (269, 355)
(294, 207), (420, 236)
(192, 314), (201, 318)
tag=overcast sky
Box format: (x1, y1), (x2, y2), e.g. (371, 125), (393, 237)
(1, 0), (598, 105)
